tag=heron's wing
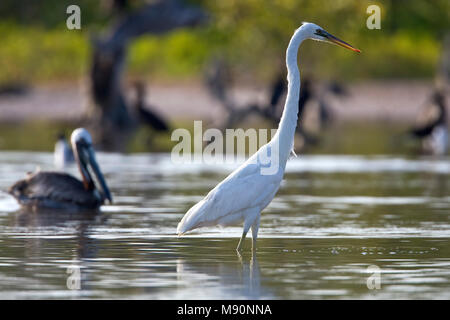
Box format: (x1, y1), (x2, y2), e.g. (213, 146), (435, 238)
(177, 152), (282, 234)
(9, 171), (99, 208)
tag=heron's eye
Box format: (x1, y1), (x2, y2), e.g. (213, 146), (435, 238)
(314, 29), (325, 37)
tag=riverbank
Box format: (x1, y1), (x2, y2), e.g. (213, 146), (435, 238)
(0, 80), (446, 125)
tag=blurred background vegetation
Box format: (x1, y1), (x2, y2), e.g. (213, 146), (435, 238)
(0, 0), (448, 86)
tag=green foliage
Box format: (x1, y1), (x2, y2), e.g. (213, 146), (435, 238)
(0, 0), (448, 84)
(0, 22), (88, 84)
(128, 30), (216, 79)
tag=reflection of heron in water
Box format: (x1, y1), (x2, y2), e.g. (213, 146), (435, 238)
(409, 90), (448, 155)
(178, 23), (360, 252)
(9, 128), (112, 211)
(175, 251), (268, 299)
(54, 132), (75, 168)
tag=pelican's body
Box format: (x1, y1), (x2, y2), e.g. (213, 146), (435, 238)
(177, 23), (360, 251)
(9, 128), (112, 211)
(9, 171), (105, 210)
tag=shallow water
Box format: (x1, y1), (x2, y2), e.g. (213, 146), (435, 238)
(0, 152), (449, 299)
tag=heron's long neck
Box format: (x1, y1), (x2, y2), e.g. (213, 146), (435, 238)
(273, 29), (306, 165)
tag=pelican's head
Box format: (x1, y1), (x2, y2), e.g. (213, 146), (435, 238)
(301, 22), (361, 53)
(71, 128), (113, 204)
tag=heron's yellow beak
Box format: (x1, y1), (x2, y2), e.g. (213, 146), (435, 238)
(324, 31), (361, 53)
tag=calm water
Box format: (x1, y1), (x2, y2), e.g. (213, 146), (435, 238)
(0, 152), (449, 299)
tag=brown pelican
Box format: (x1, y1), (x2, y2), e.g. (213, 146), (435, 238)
(9, 128), (112, 211)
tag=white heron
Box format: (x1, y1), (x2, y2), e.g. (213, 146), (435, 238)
(177, 22), (360, 252)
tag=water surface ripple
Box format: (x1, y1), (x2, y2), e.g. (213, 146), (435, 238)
(0, 152), (449, 299)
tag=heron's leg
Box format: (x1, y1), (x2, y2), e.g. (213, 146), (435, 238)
(236, 248), (243, 262)
(251, 214), (260, 252)
(236, 230), (248, 253)
(236, 208), (259, 253)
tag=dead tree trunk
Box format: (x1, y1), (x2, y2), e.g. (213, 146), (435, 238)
(87, 0), (206, 151)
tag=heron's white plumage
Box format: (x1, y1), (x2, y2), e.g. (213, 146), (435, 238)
(177, 22), (359, 250)
(177, 23), (315, 239)
(177, 144), (284, 234)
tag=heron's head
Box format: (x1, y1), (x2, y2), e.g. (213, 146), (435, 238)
(71, 128), (113, 204)
(301, 22), (361, 53)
